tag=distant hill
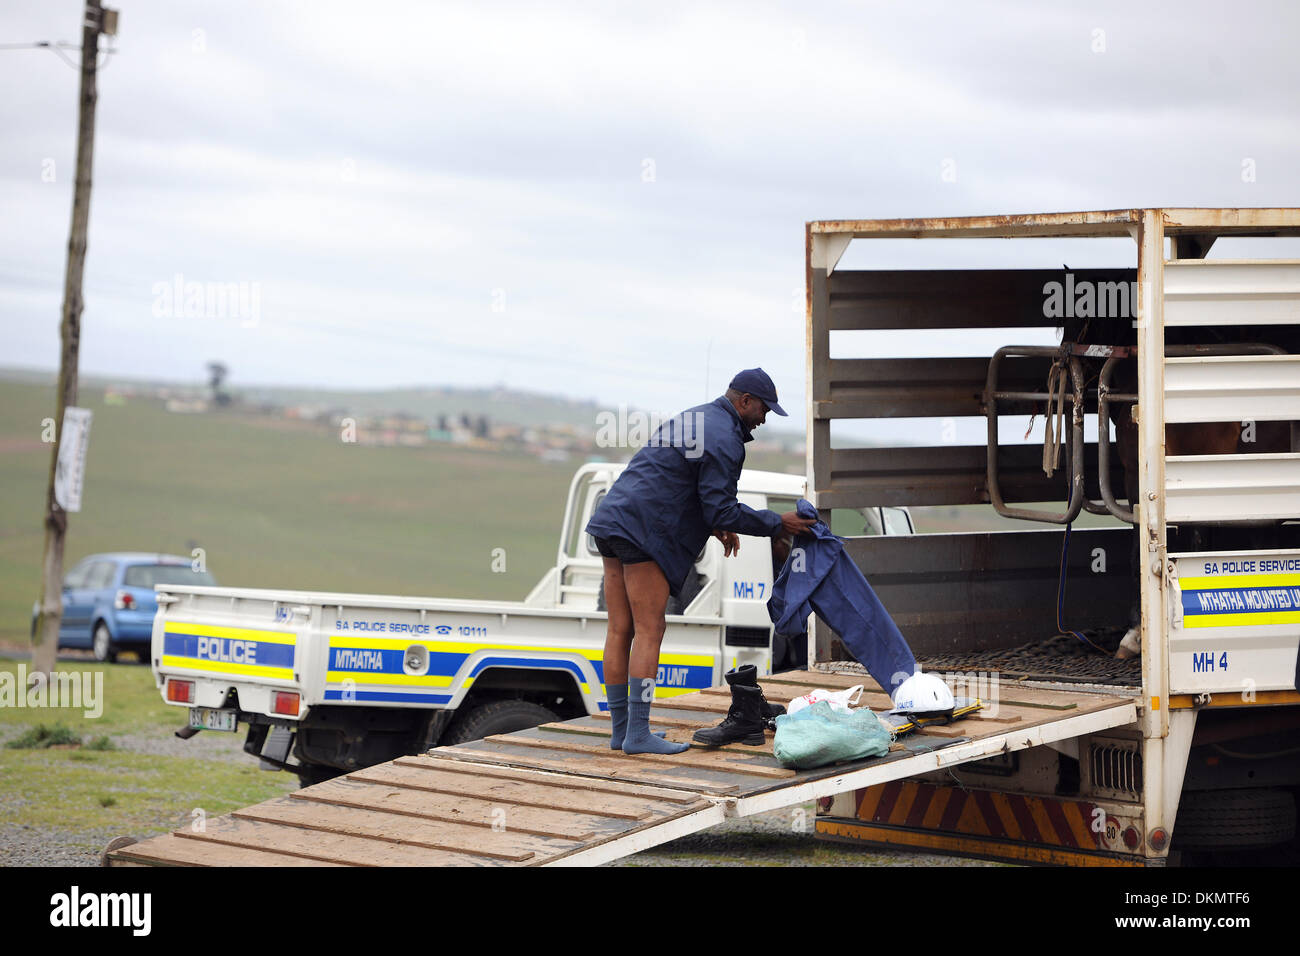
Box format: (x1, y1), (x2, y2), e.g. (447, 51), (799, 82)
(0, 365), (807, 441)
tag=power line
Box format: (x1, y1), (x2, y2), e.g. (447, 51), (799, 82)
(0, 39), (117, 70)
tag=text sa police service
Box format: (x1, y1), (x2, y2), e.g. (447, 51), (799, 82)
(333, 621), (432, 633)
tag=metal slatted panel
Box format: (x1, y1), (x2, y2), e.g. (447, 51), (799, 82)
(827, 268), (1135, 331)
(820, 355), (1076, 419)
(1165, 260), (1300, 327)
(1164, 354), (1300, 423)
(1165, 453), (1300, 522)
(819, 443), (1126, 509)
(812, 268), (1134, 511)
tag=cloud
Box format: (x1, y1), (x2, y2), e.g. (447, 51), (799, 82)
(1, 0), (1298, 426)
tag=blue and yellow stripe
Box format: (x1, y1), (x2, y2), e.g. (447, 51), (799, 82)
(323, 633), (716, 702)
(1179, 572), (1300, 629)
(161, 621), (297, 681)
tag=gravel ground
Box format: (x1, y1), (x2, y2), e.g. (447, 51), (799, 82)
(1, 823), (184, 867)
(0, 719), (250, 765)
(0, 764), (199, 868)
(1, 706), (999, 868)
(0, 710), (256, 866)
(1, 734), (994, 867)
(615, 801), (1001, 867)
(0, 647), (997, 866)
(1, 789), (983, 868)
(106, 728), (251, 764)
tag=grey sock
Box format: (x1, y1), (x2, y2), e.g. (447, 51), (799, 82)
(606, 682), (664, 749)
(623, 677), (689, 755)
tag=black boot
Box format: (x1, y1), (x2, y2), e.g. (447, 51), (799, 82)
(726, 665), (785, 719)
(692, 684), (768, 746)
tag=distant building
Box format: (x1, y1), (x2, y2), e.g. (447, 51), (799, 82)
(165, 398), (209, 414)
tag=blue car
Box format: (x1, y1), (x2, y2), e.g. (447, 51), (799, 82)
(32, 553), (217, 662)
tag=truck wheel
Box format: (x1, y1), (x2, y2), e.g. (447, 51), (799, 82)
(1173, 788), (1297, 849)
(92, 623), (118, 663)
(296, 764), (344, 789)
(442, 700), (558, 746)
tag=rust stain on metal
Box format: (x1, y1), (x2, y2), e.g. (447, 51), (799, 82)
(810, 208), (1300, 240)
(1161, 207), (1300, 233)
(809, 209), (1142, 239)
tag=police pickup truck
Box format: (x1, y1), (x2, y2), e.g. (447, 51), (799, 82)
(151, 461), (913, 785)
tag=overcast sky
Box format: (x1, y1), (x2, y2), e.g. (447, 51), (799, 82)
(3, 0), (1299, 441)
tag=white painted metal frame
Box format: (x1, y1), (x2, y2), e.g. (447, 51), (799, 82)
(1164, 260), (1300, 327)
(1166, 453), (1300, 523)
(1137, 210), (1174, 855)
(1159, 711), (1198, 836)
(1164, 354), (1300, 423)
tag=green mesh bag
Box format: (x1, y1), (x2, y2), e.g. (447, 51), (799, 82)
(772, 700), (892, 770)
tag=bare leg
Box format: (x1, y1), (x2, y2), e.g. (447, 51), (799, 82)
(624, 560), (669, 679)
(619, 559), (686, 754)
(601, 557), (633, 685)
(601, 557), (665, 748)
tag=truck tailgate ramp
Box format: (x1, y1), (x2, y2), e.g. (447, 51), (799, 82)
(106, 671), (1136, 867)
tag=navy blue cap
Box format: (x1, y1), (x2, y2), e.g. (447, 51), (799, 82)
(729, 367), (788, 416)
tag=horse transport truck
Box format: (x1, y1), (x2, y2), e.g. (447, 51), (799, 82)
(806, 207), (1300, 865)
(117, 207), (1299, 868)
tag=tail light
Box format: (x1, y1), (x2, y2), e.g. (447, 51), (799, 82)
(115, 590), (136, 610)
(166, 679), (195, 703)
(273, 691), (300, 716)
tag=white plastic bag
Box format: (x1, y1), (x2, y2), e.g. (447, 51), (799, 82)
(786, 685), (864, 716)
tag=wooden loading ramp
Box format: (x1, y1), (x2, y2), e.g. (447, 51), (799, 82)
(105, 670), (1137, 867)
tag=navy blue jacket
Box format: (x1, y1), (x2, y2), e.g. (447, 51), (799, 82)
(586, 396), (783, 598)
(768, 499), (917, 694)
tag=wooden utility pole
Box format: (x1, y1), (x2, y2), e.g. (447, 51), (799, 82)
(32, 1), (115, 679)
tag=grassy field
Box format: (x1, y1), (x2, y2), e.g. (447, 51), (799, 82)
(0, 379), (591, 646)
(0, 380), (813, 864)
(0, 656), (299, 864)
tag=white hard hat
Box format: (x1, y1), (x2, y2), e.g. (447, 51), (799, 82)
(892, 672), (955, 713)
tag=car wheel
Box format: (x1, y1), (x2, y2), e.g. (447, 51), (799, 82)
(92, 623), (118, 663)
(441, 700), (558, 745)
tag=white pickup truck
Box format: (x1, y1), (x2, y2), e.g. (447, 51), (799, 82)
(151, 461), (913, 784)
